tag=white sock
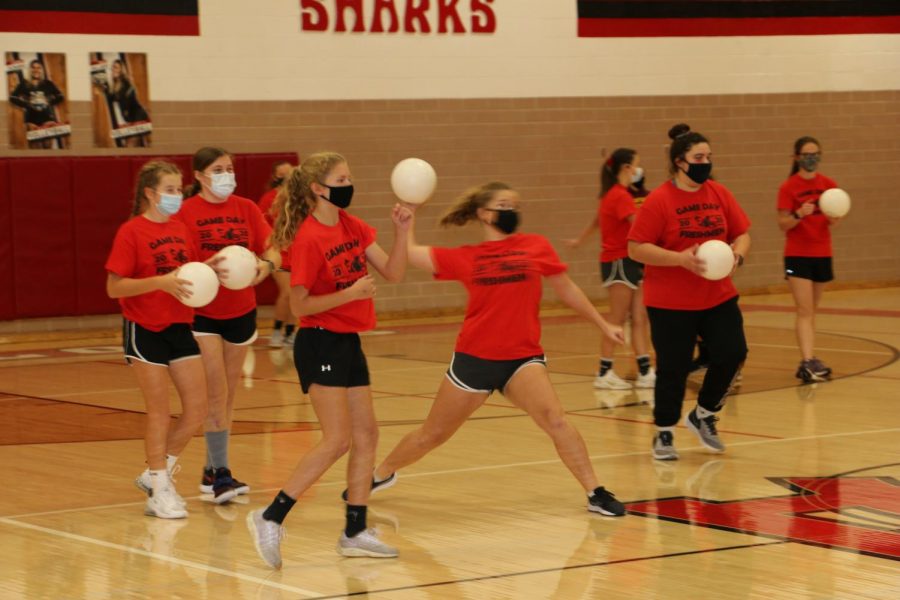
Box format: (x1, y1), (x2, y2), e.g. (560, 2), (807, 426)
(166, 454), (178, 472)
(149, 469), (168, 494)
(695, 406), (714, 419)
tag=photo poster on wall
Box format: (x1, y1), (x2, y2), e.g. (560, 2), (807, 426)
(5, 52), (72, 149)
(90, 52), (152, 148)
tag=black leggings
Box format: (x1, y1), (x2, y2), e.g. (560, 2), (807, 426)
(647, 296), (747, 427)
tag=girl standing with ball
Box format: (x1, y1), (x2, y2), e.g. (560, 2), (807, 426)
(777, 136), (842, 383)
(176, 147), (281, 503)
(628, 124), (751, 461)
(246, 152), (412, 568)
(566, 148), (655, 390)
(106, 160), (208, 519)
(360, 181), (628, 519)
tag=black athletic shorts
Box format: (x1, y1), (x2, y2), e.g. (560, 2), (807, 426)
(446, 352), (546, 395)
(193, 308), (258, 345)
(784, 256), (834, 283)
(601, 257), (644, 289)
(123, 320), (200, 366)
(294, 327), (370, 394)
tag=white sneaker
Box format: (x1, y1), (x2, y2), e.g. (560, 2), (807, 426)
(337, 528), (398, 558)
(593, 370), (632, 390)
(283, 331), (296, 346)
(635, 368), (656, 389)
(246, 509), (285, 569)
(144, 486), (188, 519)
(269, 330), (284, 348)
(135, 465), (186, 508)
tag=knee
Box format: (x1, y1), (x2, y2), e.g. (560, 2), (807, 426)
(796, 304), (815, 319)
(418, 426), (453, 449)
(536, 411), (570, 437)
(321, 435), (352, 460)
(352, 424), (379, 453)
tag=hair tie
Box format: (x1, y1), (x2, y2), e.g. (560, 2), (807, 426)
(605, 157), (614, 168)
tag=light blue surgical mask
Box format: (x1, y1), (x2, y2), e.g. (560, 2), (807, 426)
(209, 172), (236, 198)
(158, 193), (183, 216)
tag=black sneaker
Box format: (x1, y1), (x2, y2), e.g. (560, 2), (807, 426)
(199, 467), (215, 494)
(211, 467), (239, 505)
(588, 486), (626, 516)
(341, 472), (398, 502)
(796, 359), (830, 383)
(652, 430), (679, 461)
(685, 408), (725, 453)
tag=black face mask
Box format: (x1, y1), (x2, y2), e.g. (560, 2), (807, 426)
(682, 162), (712, 185)
(272, 177), (284, 187)
(487, 208), (520, 234)
(320, 184), (354, 209)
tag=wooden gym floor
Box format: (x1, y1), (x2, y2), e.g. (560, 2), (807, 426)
(1, 288), (898, 599)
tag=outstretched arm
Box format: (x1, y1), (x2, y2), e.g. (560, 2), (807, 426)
(547, 273), (625, 344)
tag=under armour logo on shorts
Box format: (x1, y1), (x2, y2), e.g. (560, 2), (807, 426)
(321, 364), (332, 371)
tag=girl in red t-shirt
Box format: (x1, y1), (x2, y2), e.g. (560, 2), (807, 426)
(105, 160), (208, 519)
(367, 182), (627, 518)
(246, 152), (412, 567)
(776, 136), (842, 383)
(566, 148), (655, 391)
(175, 147), (282, 504)
(628, 123), (751, 461)
(258, 159), (297, 348)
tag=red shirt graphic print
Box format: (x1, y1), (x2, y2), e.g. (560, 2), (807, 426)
(290, 210), (377, 333)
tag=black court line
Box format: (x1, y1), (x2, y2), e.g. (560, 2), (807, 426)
(309, 540), (788, 599)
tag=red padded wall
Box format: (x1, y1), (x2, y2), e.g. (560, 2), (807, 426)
(0, 161), (14, 320)
(1, 152), (297, 321)
(73, 157), (135, 315)
(10, 158), (77, 318)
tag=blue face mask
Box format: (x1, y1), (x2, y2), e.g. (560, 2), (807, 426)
(158, 193), (183, 216)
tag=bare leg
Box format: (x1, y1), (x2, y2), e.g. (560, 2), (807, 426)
(345, 386), (379, 506)
(601, 284), (632, 361)
(166, 356), (209, 456)
(788, 277), (819, 360)
(281, 385), (353, 498)
(630, 285), (650, 357)
(131, 361), (173, 470)
(504, 364), (598, 493)
(375, 377), (487, 479)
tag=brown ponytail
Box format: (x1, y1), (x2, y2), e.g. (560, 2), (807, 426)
(440, 181), (512, 227)
(131, 160), (181, 217)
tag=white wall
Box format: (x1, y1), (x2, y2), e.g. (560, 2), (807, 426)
(2, 0), (899, 102)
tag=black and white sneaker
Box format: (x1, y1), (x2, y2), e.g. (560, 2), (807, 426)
(685, 408), (725, 453)
(796, 358), (831, 383)
(652, 430), (679, 460)
(341, 472), (398, 502)
(587, 486), (626, 516)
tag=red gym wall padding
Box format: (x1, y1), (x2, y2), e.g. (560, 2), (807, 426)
(0, 152), (297, 321)
(0, 161), (15, 320)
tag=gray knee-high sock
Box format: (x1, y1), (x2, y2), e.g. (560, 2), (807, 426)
(205, 430), (229, 469)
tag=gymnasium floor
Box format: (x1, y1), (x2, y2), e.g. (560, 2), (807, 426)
(1, 288), (898, 599)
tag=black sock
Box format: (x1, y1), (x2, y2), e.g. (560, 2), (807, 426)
(284, 324), (295, 336)
(599, 359), (613, 376)
(345, 504), (367, 538)
(274, 320), (284, 331)
(262, 491), (296, 524)
(637, 355), (651, 376)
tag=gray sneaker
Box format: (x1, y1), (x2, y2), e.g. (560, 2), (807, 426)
(652, 430), (679, 461)
(685, 408), (725, 452)
(246, 509), (285, 569)
(337, 528), (398, 558)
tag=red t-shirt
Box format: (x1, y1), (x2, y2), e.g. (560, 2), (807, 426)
(258, 188), (278, 226)
(432, 233), (567, 360)
(777, 172), (838, 258)
(105, 216), (195, 331)
(628, 180), (751, 311)
(174, 194), (272, 319)
(599, 183), (637, 262)
(290, 211), (377, 333)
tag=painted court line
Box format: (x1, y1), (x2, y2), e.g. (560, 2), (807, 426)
(8, 427), (898, 520)
(0, 517), (322, 598)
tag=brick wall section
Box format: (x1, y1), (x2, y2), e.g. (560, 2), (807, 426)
(3, 90), (899, 317)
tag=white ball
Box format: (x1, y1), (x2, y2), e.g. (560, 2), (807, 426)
(176, 262), (220, 307)
(696, 240), (735, 281)
(819, 188), (851, 218)
(216, 245), (258, 290)
(390, 158), (437, 205)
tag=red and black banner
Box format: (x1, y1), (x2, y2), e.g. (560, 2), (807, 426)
(578, 1), (900, 37)
(0, 1), (199, 36)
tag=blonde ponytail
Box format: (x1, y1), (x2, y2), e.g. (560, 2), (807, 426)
(440, 181), (512, 227)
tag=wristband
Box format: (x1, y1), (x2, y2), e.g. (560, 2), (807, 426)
(735, 254), (744, 267)
(262, 258), (276, 274)
(791, 211), (801, 220)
